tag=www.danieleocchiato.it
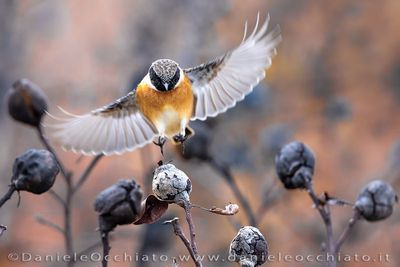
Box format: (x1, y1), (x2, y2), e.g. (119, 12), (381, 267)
(7, 252), (391, 264)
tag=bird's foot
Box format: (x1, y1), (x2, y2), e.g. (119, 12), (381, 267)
(153, 136), (167, 156)
(172, 134), (188, 144)
(173, 134), (188, 155)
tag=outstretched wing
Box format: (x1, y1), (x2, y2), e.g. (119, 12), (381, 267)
(185, 14), (281, 120)
(48, 91), (157, 155)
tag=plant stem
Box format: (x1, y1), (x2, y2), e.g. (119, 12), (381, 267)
(101, 231), (110, 267)
(37, 125), (102, 267)
(208, 158), (257, 226)
(334, 210), (360, 254)
(182, 201), (202, 267)
(0, 185), (16, 208)
(72, 154), (103, 195)
(164, 218), (200, 267)
(305, 181), (335, 267)
(37, 125), (74, 266)
(37, 125), (70, 181)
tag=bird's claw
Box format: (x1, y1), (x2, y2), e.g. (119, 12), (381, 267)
(153, 136), (167, 156)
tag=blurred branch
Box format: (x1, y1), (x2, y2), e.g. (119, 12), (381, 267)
(207, 157), (257, 226)
(37, 125), (71, 182)
(334, 209), (361, 254)
(48, 189), (66, 207)
(36, 125), (103, 267)
(0, 184), (16, 208)
(36, 215), (64, 235)
(72, 154), (103, 195)
(164, 217), (199, 267)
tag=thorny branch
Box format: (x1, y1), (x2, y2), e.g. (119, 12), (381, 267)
(181, 201), (202, 266)
(334, 209), (361, 254)
(305, 181), (336, 267)
(164, 217), (200, 267)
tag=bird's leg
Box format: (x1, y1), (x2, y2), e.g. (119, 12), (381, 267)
(153, 136), (167, 156)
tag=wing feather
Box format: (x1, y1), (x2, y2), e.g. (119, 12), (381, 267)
(185, 14), (281, 120)
(47, 92), (157, 155)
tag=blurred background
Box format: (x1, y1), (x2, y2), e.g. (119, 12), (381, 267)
(0, 0), (399, 266)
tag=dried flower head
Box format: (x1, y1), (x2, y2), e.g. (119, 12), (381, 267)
(12, 149), (59, 194)
(152, 163), (192, 203)
(355, 180), (397, 222)
(229, 226), (268, 266)
(94, 179), (143, 232)
(275, 141), (315, 189)
(7, 79), (48, 127)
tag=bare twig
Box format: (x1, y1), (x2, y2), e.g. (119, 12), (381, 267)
(36, 215), (64, 235)
(72, 154), (103, 195)
(164, 217), (200, 267)
(181, 201), (202, 267)
(305, 181), (336, 267)
(208, 158), (257, 226)
(48, 189), (66, 207)
(0, 225), (7, 237)
(334, 209), (361, 254)
(101, 231), (111, 267)
(0, 185), (16, 208)
(37, 125), (102, 267)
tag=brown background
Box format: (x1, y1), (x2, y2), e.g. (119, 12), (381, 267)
(0, 0), (399, 266)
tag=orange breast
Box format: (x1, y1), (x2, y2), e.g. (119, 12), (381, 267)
(136, 75), (194, 136)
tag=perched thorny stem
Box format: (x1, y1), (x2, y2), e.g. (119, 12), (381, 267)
(334, 210), (361, 254)
(305, 181), (336, 267)
(164, 218), (200, 267)
(181, 201), (203, 267)
(208, 158), (257, 226)
(0, 185), (16, 208)
(101, 231), (111, 267)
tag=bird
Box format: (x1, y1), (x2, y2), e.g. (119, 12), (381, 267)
(49, 13), (281, 156)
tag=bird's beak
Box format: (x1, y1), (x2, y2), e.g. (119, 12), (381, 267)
(164, 82), (169, 90)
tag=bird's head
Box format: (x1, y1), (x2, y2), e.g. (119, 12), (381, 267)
(147, 59), (183, 92)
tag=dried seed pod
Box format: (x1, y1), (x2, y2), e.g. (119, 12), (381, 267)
(229, 226), (268, 266)
(152, 164), (192, 203)
(12, 149), (59, 194)
(7, 79), (48, 127)
(94, 179), (143, 232)
(355, 180), (397, 222)
(275, 141), (315, 189)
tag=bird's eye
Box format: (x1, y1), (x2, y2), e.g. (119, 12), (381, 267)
(169, 69), (180, 89)
(149, 67), (167, 91)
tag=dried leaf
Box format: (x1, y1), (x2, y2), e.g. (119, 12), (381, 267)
(209, 203), (239, 216)
(134, 195), (168, 225)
